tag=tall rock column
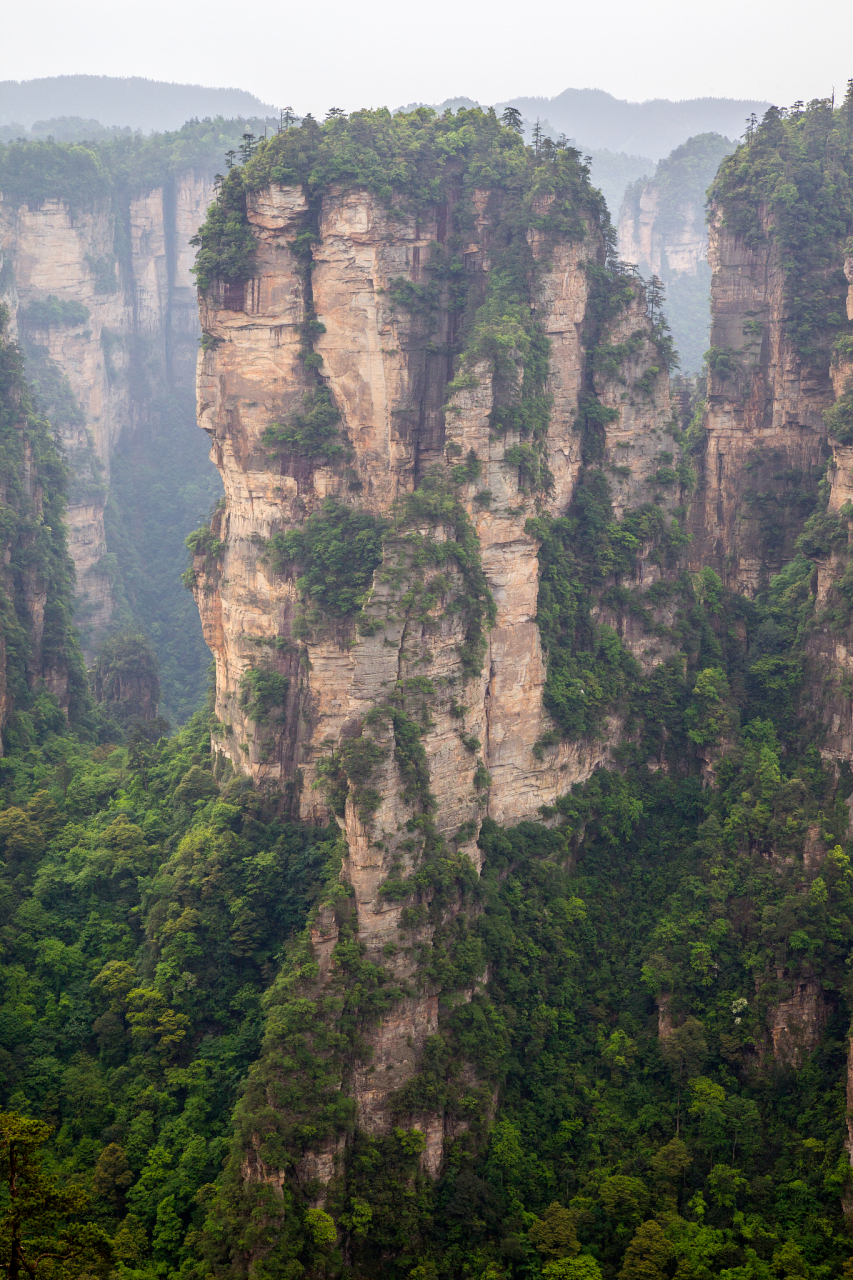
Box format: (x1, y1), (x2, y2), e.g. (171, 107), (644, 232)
(191, 144), (686, 1193)
(0, 172), (215, 656)
(688, 206), (834, 594)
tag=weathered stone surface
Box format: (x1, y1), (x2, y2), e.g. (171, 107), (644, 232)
(193, 179), (683, 1171)
(0, 173), (215, 654)
(768, 973), (830, 1070)
(618, 186), (707, 281)
(688, 209), (833, 595)
(801, 351), (853, 761)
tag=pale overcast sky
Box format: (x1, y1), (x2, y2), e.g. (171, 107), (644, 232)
(3, 0), (852, 117)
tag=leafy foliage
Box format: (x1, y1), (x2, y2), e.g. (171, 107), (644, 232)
(825, 375), (853, 444)
(190, 166), (256, 291)
(265, 498), (386, 620)
(393, 474), (497, 678)
(711, 99), (853, 360)
(18, 296), (91, 329)
(528, 471), (686, 740)
(0, 1109), (113, 1276)
(0, 317), (93, 745)
(0, 706), (332, 1275)
(239, 667), (290, 725)
(0, 117), (277, 214)
(90, 631), (161, 728)
(261, 387), (344, 462)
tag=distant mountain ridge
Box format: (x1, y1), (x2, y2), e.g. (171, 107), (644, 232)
(0, 75), (277, 133)
(499, 88), (769, 160)
(402, 88), (769, 162)
(4, 78), (771, 159)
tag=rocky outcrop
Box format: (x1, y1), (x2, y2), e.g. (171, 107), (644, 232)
(618, 185), (707, 282)
(767, 973), (830, 1070)
(687, 207), (834, 595)
(194, 185), (681, 820)
(193, 176), (681, 1168)
(801, 345), (853, 759)
(0, 172), (215, 654)
(692, 214), (853, 759)
(617, 133), (733, 371)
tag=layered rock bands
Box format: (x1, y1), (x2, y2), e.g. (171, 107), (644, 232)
(0, 173), (214, 653)
(192, 180), (683, 1172)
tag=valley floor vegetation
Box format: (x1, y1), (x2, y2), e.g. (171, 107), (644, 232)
(2, 554), (853, 1280)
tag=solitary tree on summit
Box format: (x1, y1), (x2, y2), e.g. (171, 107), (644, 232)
(502, 106), (523, 134)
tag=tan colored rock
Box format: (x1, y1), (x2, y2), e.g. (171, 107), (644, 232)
(656, 993), (674, 1039)
(799, 350), (853, 761)
(688, 207), (835, 595)
(194, 177), (685, 1175)
(618, 186), (707, 280)
(0, 172), (216, 656)
(768, 973), (829, 1070)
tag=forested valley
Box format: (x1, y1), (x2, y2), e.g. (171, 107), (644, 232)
(0, 91), (853, 1280)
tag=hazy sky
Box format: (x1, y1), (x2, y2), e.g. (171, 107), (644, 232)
(4, 0), (852, 116)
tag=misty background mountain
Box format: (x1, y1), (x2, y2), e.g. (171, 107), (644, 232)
(0, 75), (278, 135)
(1, 73), (765, 204)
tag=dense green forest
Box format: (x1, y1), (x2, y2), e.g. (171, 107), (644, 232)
(2, 97), (853, 1280)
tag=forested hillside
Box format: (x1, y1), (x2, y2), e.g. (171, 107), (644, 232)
(1, 94), (853, 1280)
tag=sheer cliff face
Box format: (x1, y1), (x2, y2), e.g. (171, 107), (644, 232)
(194, 184), (679, 824)
(616, 135), (736, 374)
(0, 174), (213, 652)
(688, 207), (834, 594)
(193, 178), (680, 1163)
(690, 175), (853, 771)
(618, 186), (707, 280)
(804, 316), (853, 760)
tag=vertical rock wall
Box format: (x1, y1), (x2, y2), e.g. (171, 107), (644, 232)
(192, 177), (683, 1161)
(688, 208), (833, 594)
(616, 134), (734, 371)
(618, 186), (708, 281)
(0, 172), (215, 654)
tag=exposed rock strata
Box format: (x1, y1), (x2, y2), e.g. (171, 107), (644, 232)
(0, 173), (214, 653)
(767, 973), (830, 1070)
(193, 179), (682, 1176)
(618, 186), (707, 281)
(688, 208), (834, 594)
